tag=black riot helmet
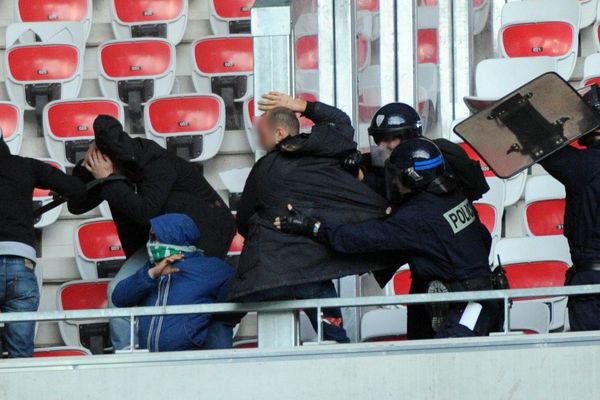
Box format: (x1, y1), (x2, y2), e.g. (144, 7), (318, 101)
(580, 84), (600, 147)
(385, 138), (456, 204)
(369, 103), (423, 144)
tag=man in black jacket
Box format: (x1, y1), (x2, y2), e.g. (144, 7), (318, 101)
(68, 116), (236, 350)
(0, 136), (86, 357)
(232, 92), (397, 342)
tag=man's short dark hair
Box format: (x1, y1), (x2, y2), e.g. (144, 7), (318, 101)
(267, 107), (300, 136)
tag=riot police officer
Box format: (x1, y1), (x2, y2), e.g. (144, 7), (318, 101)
(538, 88), (600, 331)
(276, 138), (504, 338)
(361, 103), (490, 339)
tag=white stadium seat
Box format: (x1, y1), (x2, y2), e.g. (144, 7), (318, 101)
(582, 53), (600, 87)
(580, 0), (599, 28)
(15, 0), (93, 41)
(474, 178), (506, 263)
(209, 0), (253, 35)
(523, 175), (566, 237)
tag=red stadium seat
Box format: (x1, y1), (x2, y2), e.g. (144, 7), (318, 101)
(145, 94), (225, 162)
(474, 204), (495, 233)
(524, 175), (566, 237)
(110, 0), (188, 45)
(500, 0), (580, 79)
(295, 34), (370, 71)
(33, 347), (91, 357)
(209, 0), (254, 34)
(229, 233), (245, 257)
(57, 280), (111, 354)
(98, 39), (176, 133)
(16, 0), (93, 39)
(192, 35), (254, 131)
(418, 29), (438, 64)
(505, 262), (569, 290)
(75, 219), (126, 280)
(33, 159), (66, 228)
(43, 98), (124, 167)
(392, 269), (412, 296)
(474, 178), (505, 262)
(0, 102), (24, 155)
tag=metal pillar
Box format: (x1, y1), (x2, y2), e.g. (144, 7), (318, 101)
(453, 0), (474, 118)
(395, 0), (418, 107)
(333, 0), (358, 125)
(437, 0), (454, 137)
(317, 0), (336, 105)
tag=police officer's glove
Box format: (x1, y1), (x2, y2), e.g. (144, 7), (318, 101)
(274, 204), (322, 237)
(341, 150), (363, 178)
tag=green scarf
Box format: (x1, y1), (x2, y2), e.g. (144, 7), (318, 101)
(146, 240), (204, 263)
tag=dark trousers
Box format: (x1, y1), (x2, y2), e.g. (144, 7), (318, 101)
(407, 277), (435, 340)
(239, 281), (350, 343)
(435, 300), (502, 338)
(567, 270), (600, 331)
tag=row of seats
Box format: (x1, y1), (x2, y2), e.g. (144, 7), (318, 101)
(13, 0), (254, 44)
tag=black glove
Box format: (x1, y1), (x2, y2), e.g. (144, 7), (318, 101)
(341, 150), (363, 177)
(277, 206), (322, 237)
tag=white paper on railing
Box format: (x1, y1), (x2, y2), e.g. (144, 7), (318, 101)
(219, 168), (252, 193)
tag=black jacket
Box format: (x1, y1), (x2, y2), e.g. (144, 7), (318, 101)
(0, 139), (86, 249)
(231, 102), (397, 300)
(67, 116), (236, 259)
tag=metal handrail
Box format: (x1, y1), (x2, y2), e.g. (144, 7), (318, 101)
(1, 284), (599, 324)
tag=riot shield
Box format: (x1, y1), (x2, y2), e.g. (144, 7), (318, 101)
(454, 73), (600, 179)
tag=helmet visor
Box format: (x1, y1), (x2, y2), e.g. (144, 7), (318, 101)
(369, 136), (393, 167)
(384, 162), (414, 204)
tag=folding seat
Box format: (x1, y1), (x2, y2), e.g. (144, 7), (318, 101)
(465, 57), (558, 104)
(74, 219), (126, 280)
(417, 6), (439, 65)
(33, 159), (66, 228)
(144, 94), (225, 162)
(457, 141), (527, 207)
(580, 0), (598, 28)
(33, 346), (91, 357)
(209, 0), (254, 35)
(15, 0), (93, 41)
(508, 301), (551, 334)
(43, 98), (124, 167)
(582, 53), (600, 87)
(361, 308), (408, 342)
(192, 35), (253, 131)
(4, 23), (85, 125)
(356, 0), (380, 41)
(494, 236), (572, 331)
(474, 178), (506, 263)
(0, 102), (24, 155)
(499, 0), (580, 79)
(523, 175), (565, 237)
(110, 0), (189, 45)
(233, 313), (257, 349)
(472, 0), (490, 36)
(57, 279), (111, 354)
(98, 39), (176, 133)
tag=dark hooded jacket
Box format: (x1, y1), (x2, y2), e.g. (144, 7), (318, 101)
(67, 116), (236, 259)
(112, 213), (234, 352)
(0, 139), (86, 250)
(230, 102), (397, 300)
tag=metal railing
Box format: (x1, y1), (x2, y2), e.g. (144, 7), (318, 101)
(2, 284), (600, 350)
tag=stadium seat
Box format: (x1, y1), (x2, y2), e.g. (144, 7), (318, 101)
(192, 35), (254, 131)
(474, 178), (506, 263)
(524, 175), (566, 237)
(472, 0), (490, 36)
(98, 38), (176, 133)
(466, 57), (558, 104)
(0, 102), (24, 155)
(110, 0), (188, 45)
(74, 219), (126, 280)
(57, 279), (111, 354)
(356, 0), (380, 40)
(33, 346), (92, 357)
(4, 23), (84, 124)
(226, 232), (245, 268)
(509, 301), (551, 334)
(417, 6), (438, 64)
(209, 0), (254, 35)
(582, 53), (600, 87)
(43, 98), (124, 167)
(15, 0), (93, 40)
(499, 0), (580, 79)
(358, 66), (381, 124)
(144, 94), (225, 162)
(33, 159), (66, 228)
(361, 309), (408, 342)
(457, 141), (527, 207)
(494, 236), (571, 331)
(580, 0), (598, 28)
(233, 313), (257, 349)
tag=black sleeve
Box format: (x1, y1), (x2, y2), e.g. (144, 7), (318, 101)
(99, 157), (177, 225)
(236, 166), (260, 238)
(67, 161), (104, 215)
(540, 147), (592, 193)
(30, 159), (87, 199)
(301, 101), (354, 139)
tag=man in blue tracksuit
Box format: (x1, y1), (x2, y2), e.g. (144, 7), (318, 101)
(112, 213), (235, 352)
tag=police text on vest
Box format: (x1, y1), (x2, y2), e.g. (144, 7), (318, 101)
(443, 199), (476, 234)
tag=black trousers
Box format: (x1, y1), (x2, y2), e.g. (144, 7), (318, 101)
(567, 270), (600, 331)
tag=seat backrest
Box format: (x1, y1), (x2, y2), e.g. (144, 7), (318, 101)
(146, 95), (223, 137)
(99, 39), (175, 80)
(418, 29), (438, 64)
(229, 233), (245, 256)
(33, 160), (64, 199)
(494, 235), (572, 269)
(458, 142), (495, 178)
(59, 281), (109, 311)
(392, 269), (412, 296)
(358, 0), (379, 12)
(16, 0), (90, 23)
(500, 0), (580, 78)
(193, 35), (254, 78)
(33, 347), (91, 357)
(76, 219), (125, 263)
(210, 0), (254, 20)
(0, 102), (23, 152)
(504, 261), (569, 289)
(112, 0), (185, 24)
(7, 44), (79, 84)
(44, 98), (122, 140)
(475, 57), (558, 98)
(474, 177), (506, 236)
(524, 175), (566, 236)
(583, 53), (600, 86)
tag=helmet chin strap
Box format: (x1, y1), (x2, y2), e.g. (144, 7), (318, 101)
(426, 175), (457, 196)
